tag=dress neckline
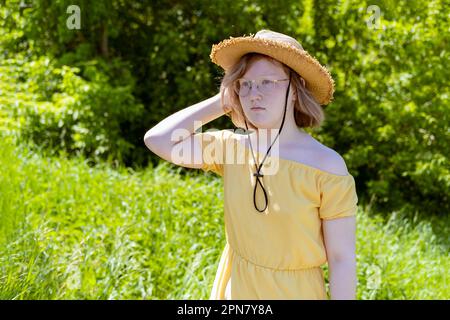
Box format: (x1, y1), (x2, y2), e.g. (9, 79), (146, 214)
(232, 134), (352, 177)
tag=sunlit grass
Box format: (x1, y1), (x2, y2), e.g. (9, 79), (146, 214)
(0, 133), (448, 299)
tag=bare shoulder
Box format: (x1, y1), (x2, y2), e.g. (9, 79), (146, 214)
(309, 138), (349, 176)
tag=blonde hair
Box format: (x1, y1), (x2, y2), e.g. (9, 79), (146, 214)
(219, 32), (325, 130)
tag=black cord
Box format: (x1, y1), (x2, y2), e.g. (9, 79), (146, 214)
(244, 71), (292, 213)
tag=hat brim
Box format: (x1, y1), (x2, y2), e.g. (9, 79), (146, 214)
(210, 36), (335, 105)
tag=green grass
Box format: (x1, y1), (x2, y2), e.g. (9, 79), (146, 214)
(0, 133), (448, 299)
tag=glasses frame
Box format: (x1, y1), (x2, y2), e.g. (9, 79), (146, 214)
(234, 78), (290, 97)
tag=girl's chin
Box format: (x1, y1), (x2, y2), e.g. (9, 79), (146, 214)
(245, 115), (278, 129)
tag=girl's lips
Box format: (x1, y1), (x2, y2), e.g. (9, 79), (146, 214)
(251, 106), (266, 111)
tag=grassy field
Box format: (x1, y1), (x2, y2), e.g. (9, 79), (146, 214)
(0, 133), (448, 299)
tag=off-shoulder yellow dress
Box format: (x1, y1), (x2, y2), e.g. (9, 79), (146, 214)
(194, 129), (358, 300)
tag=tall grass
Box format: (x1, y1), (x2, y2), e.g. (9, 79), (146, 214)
(0, 133), (448, 299)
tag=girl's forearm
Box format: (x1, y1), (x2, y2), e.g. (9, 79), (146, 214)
(328, 259), (357, 300)
(144, 93), (225, 146)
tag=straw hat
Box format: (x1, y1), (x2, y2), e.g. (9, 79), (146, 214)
(209, 29), (335, 105)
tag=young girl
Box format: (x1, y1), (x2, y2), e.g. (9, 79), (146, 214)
(144, 30), (358, 300)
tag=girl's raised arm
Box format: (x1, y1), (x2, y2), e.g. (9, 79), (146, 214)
(144, 92), (228, 169)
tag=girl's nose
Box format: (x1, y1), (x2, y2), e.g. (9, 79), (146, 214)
(249, 83), (262, 99)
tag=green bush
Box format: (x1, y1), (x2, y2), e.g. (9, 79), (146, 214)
(0, 55), (143, 166)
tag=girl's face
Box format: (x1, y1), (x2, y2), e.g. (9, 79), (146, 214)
(238, 58), (296, 130)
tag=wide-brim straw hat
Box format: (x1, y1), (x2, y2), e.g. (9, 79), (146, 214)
(210, 29), (335, 105)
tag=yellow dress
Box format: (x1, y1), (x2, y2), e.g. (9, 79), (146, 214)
(194, 129), (359, 300)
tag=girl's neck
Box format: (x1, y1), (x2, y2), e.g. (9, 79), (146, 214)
(249, 127), (310, 147)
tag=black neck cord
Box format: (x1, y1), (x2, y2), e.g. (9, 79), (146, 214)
(244, 71), (292, 213)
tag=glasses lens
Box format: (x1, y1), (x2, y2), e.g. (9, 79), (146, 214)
(260, 79), (275, 93)
(237, 80), (250, 96)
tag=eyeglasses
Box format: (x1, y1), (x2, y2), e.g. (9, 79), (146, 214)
(234, 78), (290, 97)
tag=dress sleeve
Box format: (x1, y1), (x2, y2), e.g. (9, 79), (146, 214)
(318, 174), (358, 220)
(193, 129), (232, 177)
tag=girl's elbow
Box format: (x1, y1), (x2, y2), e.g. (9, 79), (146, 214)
(144, 130), (164, 151)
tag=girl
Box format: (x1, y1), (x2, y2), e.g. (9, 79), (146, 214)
(144, 29), (358, 300)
